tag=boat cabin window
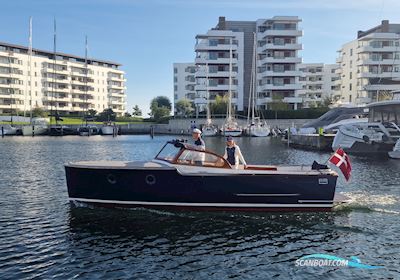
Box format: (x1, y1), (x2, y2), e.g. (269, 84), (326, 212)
(155, 143), (181, 162)
(369, 105), (400, 124)
(177, 150), (227, 168)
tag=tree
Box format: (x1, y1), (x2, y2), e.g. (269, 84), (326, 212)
(87, 109), (97, 117)
(175, 98), (194, 117)
(149, 96), (171, 122)
(124, 112), (132, 117)
(31, 107), (48, 118)
(97, 108), (116, 122)
(210, 95), (228, 115)
(269, 94), (289, 111)
(132, 105), (142, 117)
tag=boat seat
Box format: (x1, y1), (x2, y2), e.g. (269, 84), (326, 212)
(245, 165), (278, 171)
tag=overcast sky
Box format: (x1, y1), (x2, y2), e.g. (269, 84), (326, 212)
(1, 0), (399, 115)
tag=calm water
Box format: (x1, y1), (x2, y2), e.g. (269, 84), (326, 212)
(0, 135), (399, 279)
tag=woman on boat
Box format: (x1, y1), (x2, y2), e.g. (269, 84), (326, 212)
(223, 136), (247, 169)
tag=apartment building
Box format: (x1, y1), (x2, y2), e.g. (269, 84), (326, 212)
(256, 16), (303, 110)
(173, 63), (196, 113)
(336, 20), (400, 105)
(174, 16), (303, 114)
(0, 41), (126, 116)
(298, 63), (340, 107)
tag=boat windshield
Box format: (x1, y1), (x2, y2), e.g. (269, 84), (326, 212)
(155, 143), (182, 162)
(176, 150), (227, 168)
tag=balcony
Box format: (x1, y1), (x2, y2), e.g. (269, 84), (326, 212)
(195, 43), (237, 51)
(194, 83), (237, 91)
(107, 84), (125, 90)
(258, 83), (302, 91)
(258, 29), (302, 39)
(357, 72), (400, 79)
(195, 70), (237, 78)
(357, 58), (400, 66)
(257, 70), (302, 78)
(257, 43), (302, 53)
(358, 45), (399, 53)
(258, 56), (302, 64)
(195, 57), (238, 65)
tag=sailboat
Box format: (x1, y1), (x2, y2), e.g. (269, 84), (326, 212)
(222, 37), (242, 137)
(246, 32), (270, 137)
(78, 36), (98, 136)
(201, 63), (218, 136)
(22, 17), (48, 136)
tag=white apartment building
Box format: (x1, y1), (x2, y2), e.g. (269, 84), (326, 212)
(336, 20), (400, 105)
(174, 16), (304, 114)
(173, 63), (196, 113)
(298, 63), (340, 107)
(256, 16), (303, 110)
(195, 28), (244, 113)
(0, 41), (126, 116)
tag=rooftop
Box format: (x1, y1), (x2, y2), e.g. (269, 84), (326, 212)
(0, 41), (122, 68)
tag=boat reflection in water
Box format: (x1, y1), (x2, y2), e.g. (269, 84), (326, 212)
(65, 139), (344, 212)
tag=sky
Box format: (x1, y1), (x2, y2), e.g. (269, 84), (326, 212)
(1, 0), (399, 116)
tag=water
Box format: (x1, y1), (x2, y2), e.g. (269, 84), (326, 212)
(0, 135), (399, 279)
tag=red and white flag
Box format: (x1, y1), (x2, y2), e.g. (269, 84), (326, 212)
(329, 148), (352, 181)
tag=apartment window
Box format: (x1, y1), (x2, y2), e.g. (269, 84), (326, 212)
(349, 72), (352, 79)
(349, 95), (352, 102)
(350, 49), (353, 56)
(349, 83), (352, 91)
(174, 85), (178, 91)
(174, 77), (177, 82)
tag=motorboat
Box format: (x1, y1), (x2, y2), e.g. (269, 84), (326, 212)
(78, 125), (99, 136)
(49, 125), (75, 136)
(0, 124), (18, 136)
(389, 138), (400, 159)
(22, 118), (49, 136)
(332, 98), (400, 155)
(65, 139), (344, 212)
(101, 122), (118, 135)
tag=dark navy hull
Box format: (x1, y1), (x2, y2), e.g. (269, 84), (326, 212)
(65, 164), (338, 212)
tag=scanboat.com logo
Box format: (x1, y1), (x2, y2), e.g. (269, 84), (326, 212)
(295, 254), (383, 269)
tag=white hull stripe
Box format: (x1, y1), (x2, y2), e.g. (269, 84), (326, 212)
(235, 193), (300, 197)
(69, 197), (333, 208)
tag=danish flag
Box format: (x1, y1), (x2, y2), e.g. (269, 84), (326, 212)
(329, 148), (352, 181)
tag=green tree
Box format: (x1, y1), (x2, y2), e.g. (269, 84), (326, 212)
(269, 94), (289, 111)
(175, 98), (194, 116)
(124, 112), (132, 117)
(149, 96), (171, 121)
(97, 108), (116, 122)
(210, 95), (228, 115)
(87, 109), (97, 117)
(31, 107), (48, 118)
(132, 105), (142, 117)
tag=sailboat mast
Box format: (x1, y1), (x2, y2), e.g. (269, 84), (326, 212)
(205, 63), (211, 121)
(28, 17), (33, 121)
(227, 36), (232, 120)
(251, 32), (256, 123)
(84, 35), (88, 126)
(52, 18), (57, 126)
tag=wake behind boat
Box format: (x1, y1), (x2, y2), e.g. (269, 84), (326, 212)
(65, 139), (345, 212)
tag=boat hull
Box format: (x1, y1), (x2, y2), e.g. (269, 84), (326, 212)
(222, 130), (242, 137)
(22, 125), (48, 136)
(101, 126), (117, 135)
(1, 125), (18, 135)
(65, 163), (338, 212)
(249, 127), (270, 137)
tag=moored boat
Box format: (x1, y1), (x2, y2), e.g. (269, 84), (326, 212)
(22, 118), (49, 136)
(65, 139), (343, 212)
(100, 122), (118, 135)
(1, 124), (18, 136)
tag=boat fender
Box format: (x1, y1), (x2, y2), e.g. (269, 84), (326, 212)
(145, 174), (156, 185)
(107, 174), (117, 185)
(382, 135), (389, 142)
(362, 135), (370, 143)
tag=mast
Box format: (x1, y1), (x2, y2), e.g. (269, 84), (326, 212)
(205, 63), (211, 123)
(251, 32), (256, 123)
(227, 36), (232, 121)
(84, 35), (88, 126)
(24, 17), (33, 120)
(52, 18), (57, 126)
